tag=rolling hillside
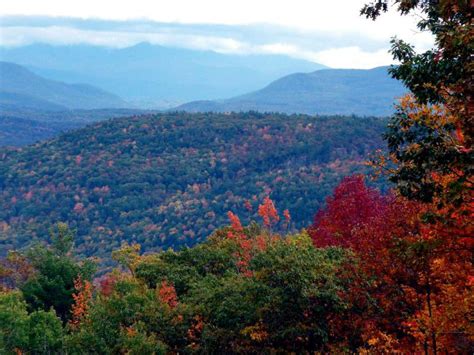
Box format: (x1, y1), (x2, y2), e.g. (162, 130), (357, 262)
(0, 61), (129, 110)
(179, 66), (406, 116)
(0, 112), (387, 262)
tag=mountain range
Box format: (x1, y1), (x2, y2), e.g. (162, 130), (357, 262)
(0, 43), (327, 107)
(178, 66), (406, 116)
(0, 48), (405, 148)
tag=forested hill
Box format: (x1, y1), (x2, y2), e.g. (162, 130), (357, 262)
(0, 112), (387, 262)
(178, 66), (406, 116)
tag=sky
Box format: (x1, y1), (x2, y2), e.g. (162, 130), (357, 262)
(0, 0), (434, 69)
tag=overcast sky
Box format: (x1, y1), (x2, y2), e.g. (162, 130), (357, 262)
(0, 0), (434, 68)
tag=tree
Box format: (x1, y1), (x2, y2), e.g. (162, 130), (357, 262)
(362, 0), (473, 209)
(0, 291), (28, 353)
(309, 176), (419, 350)
(309, 175), (392, 250)
(69, 276), (93, 328)
(0, 291), (63, 354)
(361, 0), (472, 126)
(309, 175), (473, 352)
(64, 275), (183, 354)
(359, 4), (473, 351)
(20, 223), (95, 321)
(26, 309), (64, 354)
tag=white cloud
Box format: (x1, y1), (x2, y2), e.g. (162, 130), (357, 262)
(0, 0), (432, 42)
(250, 43), (394, 69)
(0, 0), (435, 68)
(311, 47), (394, 69)
(0, 25), (249, 51)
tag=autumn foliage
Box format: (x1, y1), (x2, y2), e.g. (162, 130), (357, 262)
(1, 1), (473, 354)
(1, 176), (471, 353)
(157, 280), (178, 309)
(309, 175), (473, 353)
(69, 276), (92, 328)
(258, 196), (280, 227)
(226, 206), (276, 277)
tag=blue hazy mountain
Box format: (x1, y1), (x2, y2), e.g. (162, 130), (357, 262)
(0, 61), (129, 110)
(178, 66), (406, 116)
(0, 43), (327, 107)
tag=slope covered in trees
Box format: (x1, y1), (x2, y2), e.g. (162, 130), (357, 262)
(0, 112), (386, 260)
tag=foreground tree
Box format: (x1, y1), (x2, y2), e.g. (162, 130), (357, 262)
(0, 291), (64, 354)
(309, 176), (473, 353)
(65, 202), (350, 354)
(20, 223), (95, 322)
(358, 4), (473, 351)
(363, 0), (473, 210)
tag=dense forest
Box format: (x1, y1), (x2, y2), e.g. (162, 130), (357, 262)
(0, 112), (387, 262)
(0, 169), (470, 353)
(0, 0), (472, 353)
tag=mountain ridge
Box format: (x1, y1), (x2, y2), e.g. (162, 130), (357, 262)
(0, 61), (130, 110)
(178, 66), (406, 116)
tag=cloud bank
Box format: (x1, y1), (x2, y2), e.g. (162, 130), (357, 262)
(0, 0), (434, 69)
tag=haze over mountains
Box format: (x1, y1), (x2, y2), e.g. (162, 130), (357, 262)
(0, 109), (155, 147)
(0, 116), (83, 147)
(0, 44), (407, 116)
(179, 66), (406, 116)
(0, 43), (326, 108)
(0, 61), (153, 146)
